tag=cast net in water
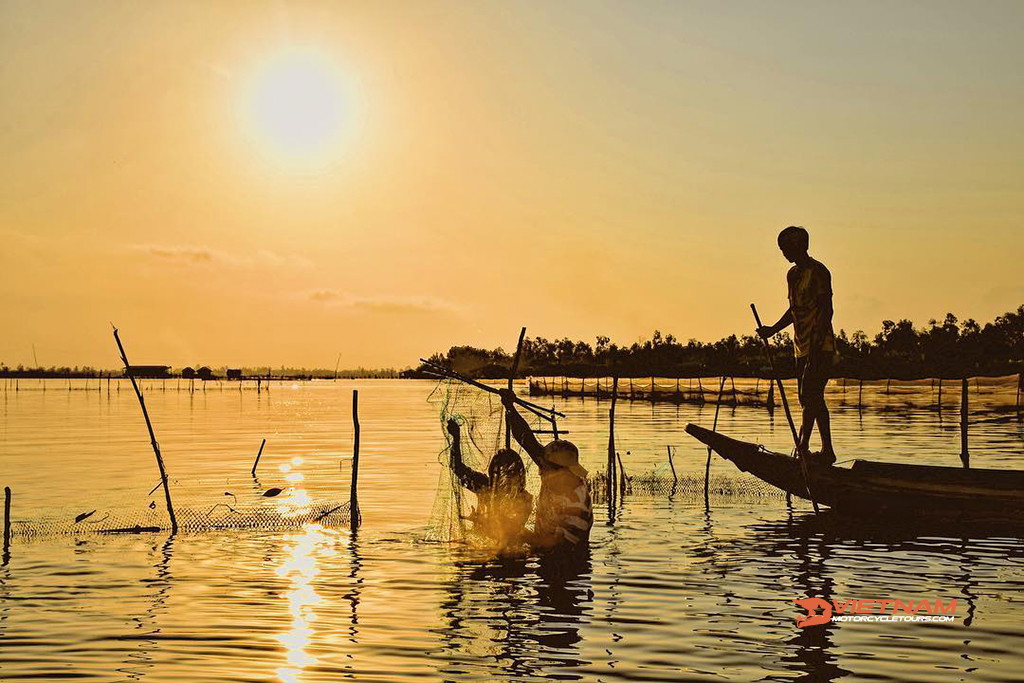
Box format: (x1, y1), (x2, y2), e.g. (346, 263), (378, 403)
(424, 379), (548, 545)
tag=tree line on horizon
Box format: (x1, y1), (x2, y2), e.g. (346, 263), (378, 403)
(412, 305), (1024, 381)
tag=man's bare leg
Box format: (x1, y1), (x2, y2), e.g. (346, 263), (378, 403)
(816, 401), (835, 459)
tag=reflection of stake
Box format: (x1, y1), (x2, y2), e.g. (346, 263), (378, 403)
(3, 487), (11, 564)
(113, 326), (178, 532)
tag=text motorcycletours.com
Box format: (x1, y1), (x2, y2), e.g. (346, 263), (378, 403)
(794, 597), (959, 628)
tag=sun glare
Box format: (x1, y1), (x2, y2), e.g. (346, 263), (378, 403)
(242, 49), (353, 166)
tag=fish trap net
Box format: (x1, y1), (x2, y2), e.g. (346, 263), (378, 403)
(9, 471), (350, 538)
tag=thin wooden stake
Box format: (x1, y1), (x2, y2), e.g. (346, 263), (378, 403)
(705, 376), (726, 503)
(350, 389), (362, 530)
(251, 438), (266, 477)
(960, 378), (970, 469)
(608, 376), (618, 518)
(112, 327), (177, 533)
(667, 445), (678, 484)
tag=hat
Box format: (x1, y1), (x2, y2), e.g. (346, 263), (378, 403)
(543, 440), (587, 478)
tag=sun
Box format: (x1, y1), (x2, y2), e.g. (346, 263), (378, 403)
(242, 49), (353, 166)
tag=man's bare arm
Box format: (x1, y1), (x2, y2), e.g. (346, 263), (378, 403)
(498, 389), (547, 468)
(758, 308), (793, 339)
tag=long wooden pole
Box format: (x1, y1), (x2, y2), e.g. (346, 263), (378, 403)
(418, 359), (564, 419)
(750, 305), (819, 513)
(112, 327), (177, 533)
(506, 327), (527, 449)
(350, 390), (361, 530)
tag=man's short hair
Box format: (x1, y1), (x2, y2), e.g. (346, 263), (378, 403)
(778, 225), (809, 250)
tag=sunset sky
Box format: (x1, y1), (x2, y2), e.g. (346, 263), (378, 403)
(2, 1), (1022, 369)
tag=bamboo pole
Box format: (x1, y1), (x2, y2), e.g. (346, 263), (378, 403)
(607, 376), (618, 517)
(937, 378), (943, 412)
(350, 389), (361, 530)
(667, 445), (677, 484)
(506, 327), (527, 450)
(112, 327), (177, 533)
(960, 378), (970, 469)
(750, 304), (819, 513)
(251, 438), (267, 477)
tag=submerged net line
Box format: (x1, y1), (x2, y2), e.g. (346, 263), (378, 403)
(588, 470), (786, 502)
(10, 471), (350, 538)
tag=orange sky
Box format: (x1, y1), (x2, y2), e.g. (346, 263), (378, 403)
(2, 1), (1023, 369)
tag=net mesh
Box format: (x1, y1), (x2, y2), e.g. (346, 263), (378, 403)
(424, 379), (547, 544)
(10, 471), (350, 538)
(530, 374), (1024, 414)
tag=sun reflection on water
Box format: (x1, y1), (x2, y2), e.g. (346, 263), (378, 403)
(275, 525), (331, 683)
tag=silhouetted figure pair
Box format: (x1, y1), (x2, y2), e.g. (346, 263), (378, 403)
(446, 389), (593, 556)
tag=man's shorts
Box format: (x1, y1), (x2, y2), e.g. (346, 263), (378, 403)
(796, 353), (834, 408)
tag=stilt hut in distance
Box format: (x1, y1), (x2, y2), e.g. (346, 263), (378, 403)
(124, 365), (172, 379)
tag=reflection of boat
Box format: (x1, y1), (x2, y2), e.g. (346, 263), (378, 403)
(685, 423), (1024, 524)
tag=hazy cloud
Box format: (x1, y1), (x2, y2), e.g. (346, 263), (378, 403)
(306, 289), (461, 314)
(131, 244), (312, 270)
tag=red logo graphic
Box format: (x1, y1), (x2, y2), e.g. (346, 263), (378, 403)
(794, 597), (833, 628)
(793, 597), (957, 627)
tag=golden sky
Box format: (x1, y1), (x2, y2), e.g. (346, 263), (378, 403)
(2, 1), (1023, 369)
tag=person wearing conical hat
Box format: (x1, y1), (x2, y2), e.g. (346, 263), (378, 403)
(499, 388), (593, 552)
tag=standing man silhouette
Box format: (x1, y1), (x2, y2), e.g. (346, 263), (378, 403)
(757, 226), (838, 465)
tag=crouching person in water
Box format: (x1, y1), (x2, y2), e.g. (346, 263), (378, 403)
(447, 418), (533, 552)
(498, 389), (593, 554)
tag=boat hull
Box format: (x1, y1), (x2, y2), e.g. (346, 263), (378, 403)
(685, 423), (1024, 524)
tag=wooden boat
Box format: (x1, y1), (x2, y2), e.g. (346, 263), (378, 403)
(685, 423), (1024, 523)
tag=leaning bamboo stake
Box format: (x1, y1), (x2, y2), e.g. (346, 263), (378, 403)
(251, 438), (267, 477)
(112, 327), (177, 533)
(350, 389), (362, 530)
(667, 445), (678, 484)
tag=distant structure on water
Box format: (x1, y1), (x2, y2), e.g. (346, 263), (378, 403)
(124, 365), (172, 379)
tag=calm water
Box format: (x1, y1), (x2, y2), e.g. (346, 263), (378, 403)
(2, 379), (1024, 682)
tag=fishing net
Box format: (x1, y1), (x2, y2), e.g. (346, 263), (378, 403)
(530, 374), (1024, 414)
(9, 471), (350, 538)
(424, 379), (549, 545)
